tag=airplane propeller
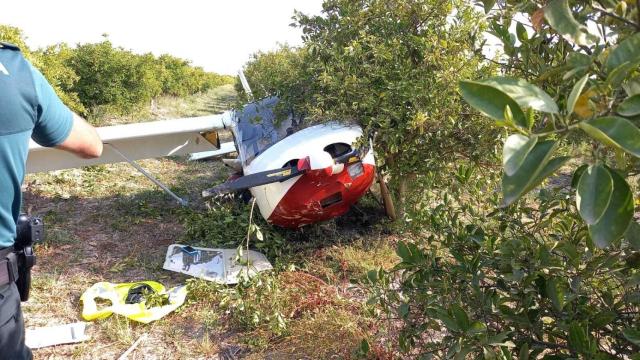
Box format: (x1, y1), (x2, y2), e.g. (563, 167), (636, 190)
(201, 148), (364, 198)
(201, 158), (310, 198)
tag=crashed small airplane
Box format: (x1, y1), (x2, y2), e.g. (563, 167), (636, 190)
(27, 74), (376, 228)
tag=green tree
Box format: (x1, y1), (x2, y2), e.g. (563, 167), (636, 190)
(462, 0), (640, 250)
(365, 0), (640, 358)
(0, 25), (30, 54)
(238, 1), (493, 219)
(289, 0), (491, 219)
(68, 39), (162, 115)
(34, 44), (86, 114)
(236, 45), (316, 125)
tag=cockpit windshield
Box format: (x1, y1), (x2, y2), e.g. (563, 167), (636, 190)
(231, 97), (300, 165)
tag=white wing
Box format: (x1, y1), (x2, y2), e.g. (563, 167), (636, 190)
(27, 112), (235, 174)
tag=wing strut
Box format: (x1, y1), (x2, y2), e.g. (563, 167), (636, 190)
(107, 143), (188, 206)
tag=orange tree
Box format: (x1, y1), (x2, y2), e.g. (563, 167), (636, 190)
(365, 0), (640, 358)
(68, 39), (162, 115)
(237, 0), (494, 220)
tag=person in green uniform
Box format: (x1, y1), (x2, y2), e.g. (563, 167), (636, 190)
(0, 41), (102, 359)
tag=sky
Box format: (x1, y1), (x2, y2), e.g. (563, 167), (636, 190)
(0, 0), (324, 75)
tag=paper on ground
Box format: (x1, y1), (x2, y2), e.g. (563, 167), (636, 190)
(26, 322), (90, 349)
(163, 244), (272, 284)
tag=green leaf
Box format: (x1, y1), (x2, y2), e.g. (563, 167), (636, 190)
(450, 304), (470, 332)
(516, 22), (528, 42)
(543, 0), (597, 46)
(359, 339), (370, 355)
(396, 241), (412, 262)
(399, 303), (410, 319)
(502, 140), (567, 206)
(625, 221), (640, 251)
(255, 227), (264, 241)
(627, 273), (640, 288)
(459, 80), (527, 128)
(623, 328), (640, 346)
(366, 269), (379, 284)
(518, 343), (530, 360)
(607, 60), (640, 88)
(483, 347), (497, 360)
(571, 164), (588, 188)
(606, 33), (640, 73)
(579, 116), (640, 158)
(468, 321), (487, 335)
(567, 52), (592, 68)
(623, 78), (640, 97)
(568, 322), (590, 353)
(481, 0), (496, 13)
(546, 278), (565, 312)
(576, 164), (613, 225)
(487, 331), (511, 345)
(588, 168), (634, 248)
(567, 74), (589, 115)
(534, 156), (570, 184)
(562, 66), (588, 81)
(503, 134), (538, 176)
(591, 311), (616, 329)
(432, 307), (460, 332)
(618, 95), (640, 117)
(480, 77), (559, 114)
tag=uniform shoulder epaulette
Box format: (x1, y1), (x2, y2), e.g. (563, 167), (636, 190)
(0, 42), (21, 51)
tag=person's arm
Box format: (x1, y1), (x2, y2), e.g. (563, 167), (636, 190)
(28, 63), (103, 158)
(56, 113), (103, 159)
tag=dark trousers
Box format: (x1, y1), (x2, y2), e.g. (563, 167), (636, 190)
(0, 283), (31, 360)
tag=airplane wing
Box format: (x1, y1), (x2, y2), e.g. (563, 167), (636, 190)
(26, 112), (235, 174)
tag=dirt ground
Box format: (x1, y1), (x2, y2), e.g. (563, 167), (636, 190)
(20, 86), (399, 359)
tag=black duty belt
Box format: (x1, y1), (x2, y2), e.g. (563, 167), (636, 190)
(0, 246), (18, 287)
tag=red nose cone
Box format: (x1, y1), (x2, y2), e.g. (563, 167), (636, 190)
(268, 163), (376, 228)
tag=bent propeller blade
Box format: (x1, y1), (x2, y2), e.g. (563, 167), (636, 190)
(202, 166), (305, 198)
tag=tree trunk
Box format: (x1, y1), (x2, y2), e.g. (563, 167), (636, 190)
(377, 172), (397, 221)
(397, 176), (408, 220)
(395, 173), (416, 220)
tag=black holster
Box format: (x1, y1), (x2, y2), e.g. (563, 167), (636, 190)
(14, 214), (44, 301)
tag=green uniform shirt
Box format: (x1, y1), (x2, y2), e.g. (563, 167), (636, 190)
(0, 43), (73, 248)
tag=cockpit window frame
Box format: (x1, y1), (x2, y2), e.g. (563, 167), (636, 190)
(231, 97), (300, 165)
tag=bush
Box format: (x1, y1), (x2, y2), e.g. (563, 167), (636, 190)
(363, 0), (640, 357)
(366, 160), (640, 358)
(68, 40), (162, 114)
(34, 44), (86, 114)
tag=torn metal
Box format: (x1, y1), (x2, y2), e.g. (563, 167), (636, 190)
(162, 244), (272, 284)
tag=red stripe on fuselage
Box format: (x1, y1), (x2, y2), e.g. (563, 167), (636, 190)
(267, 163), (376, 228)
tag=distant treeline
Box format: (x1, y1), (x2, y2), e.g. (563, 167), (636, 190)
(1, 25), (234, 119)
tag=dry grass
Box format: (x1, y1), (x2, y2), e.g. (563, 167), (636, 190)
(22, 85), (395, 359)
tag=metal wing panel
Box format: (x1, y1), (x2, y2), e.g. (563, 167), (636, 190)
(26, 113), (233, 173)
